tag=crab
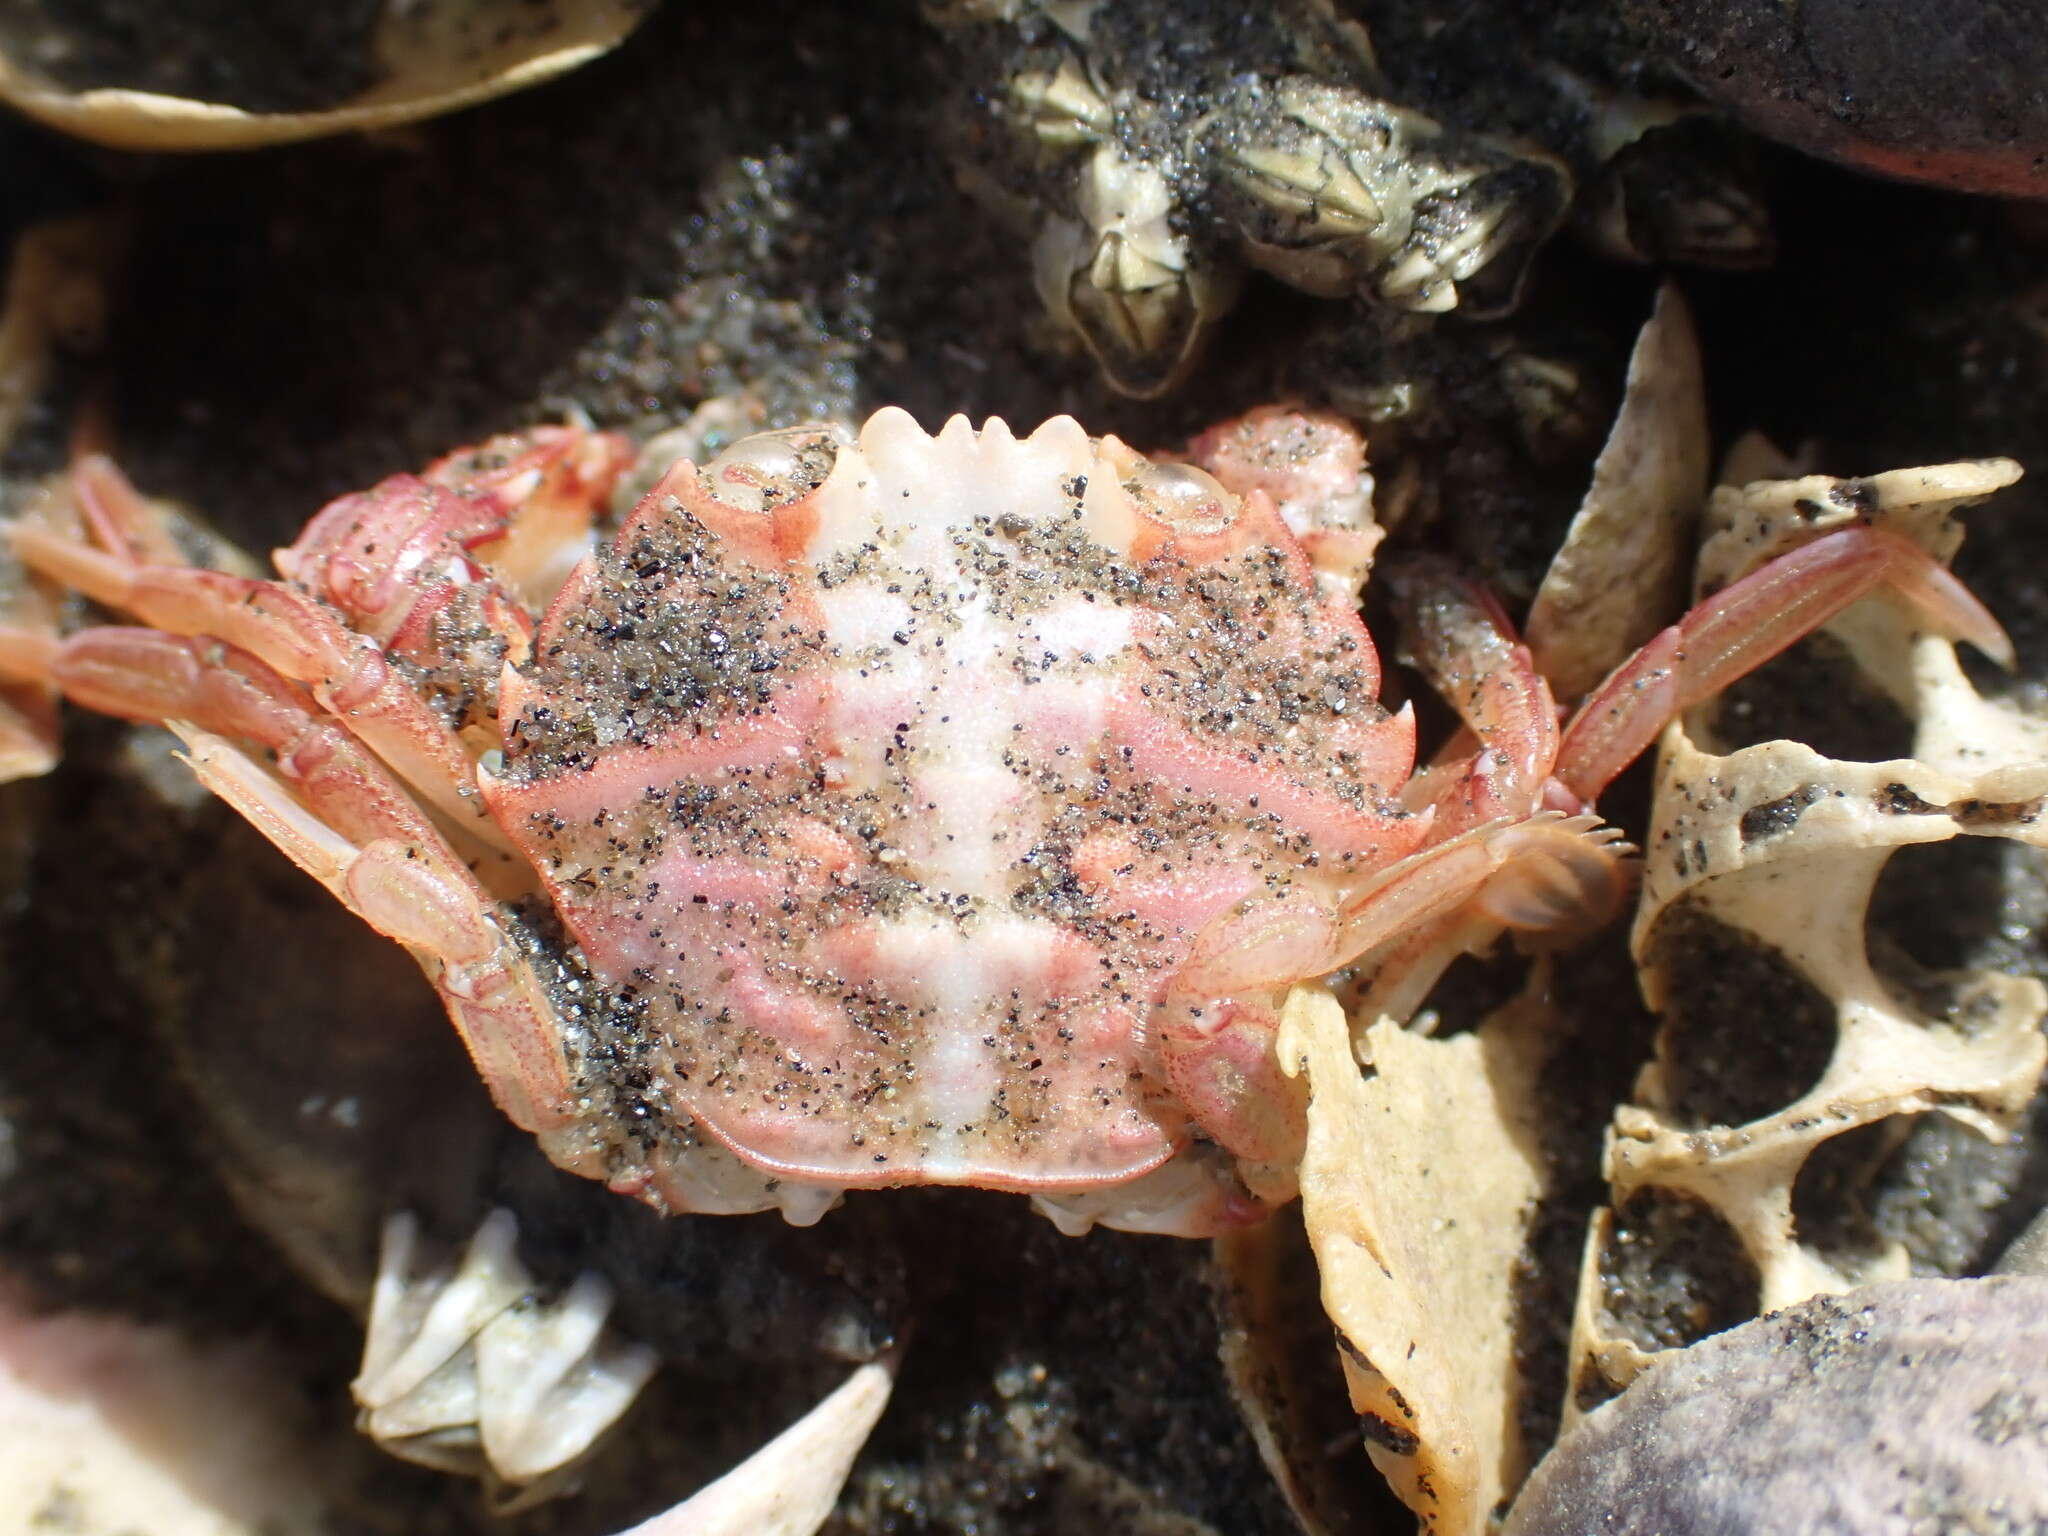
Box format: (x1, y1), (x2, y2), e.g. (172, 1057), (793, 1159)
(0, 406), (2011, 1237)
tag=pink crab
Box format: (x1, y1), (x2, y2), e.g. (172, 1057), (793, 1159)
(0, 407), (2008, 1235)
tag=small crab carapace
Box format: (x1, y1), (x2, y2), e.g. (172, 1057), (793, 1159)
(0, 407), (2010, 1235)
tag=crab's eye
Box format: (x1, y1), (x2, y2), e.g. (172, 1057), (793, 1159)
(702, 429), (839, 514)
(1126, 462), (1236, 535)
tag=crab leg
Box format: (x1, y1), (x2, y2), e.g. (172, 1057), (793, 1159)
(0, 625), (57, 684)
(1339, 813), (1631, 1023)
(15, 622), (579, 1144)
(1382, 556), (1561, 837)
(1349, 523), (2008, 1022)
(417, 424), (634, 608)
(1554, 524), (2011, 805)
(11, 513), (511, 852)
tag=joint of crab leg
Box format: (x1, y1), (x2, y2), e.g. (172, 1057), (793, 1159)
(342, 841), (496, 963)
(1155, 999), (1309, 1166)
(1337, 814), (1629, 1025)
(67, 452), (196, 569)
(334, 844), (569, 1135)
(14, 513), (505, 842)
(1334, 831), (1508, 966)
(0, 626), (58, 685)
(1384, 555), (1560, 828)
(1547, 626), (1683, 812)
(1555, 525), (2012, 805)
(39, 627), (312, 745)
(9, 520), (138, 607)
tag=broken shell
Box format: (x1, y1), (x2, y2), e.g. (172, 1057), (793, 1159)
(1525, 283), (1709, 700)
(1506, 1277), (2048, 1536)
(0, 0), (652, 152)
(0, 1281), (332, 1533)
(1276, 982), (1560, 1536)
(1644, 0), (2048, 198)
(1214, 1206), (1395, 1536)
(620, 1352), (897, 1536)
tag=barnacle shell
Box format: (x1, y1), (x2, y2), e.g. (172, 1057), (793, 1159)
(1567, 452), (2048, 1412)
(1210, 76), (1570, 319)
(353, 1209), (657, 1498)
(0, 0), (652, 152)
(932, 0), (1573, 395)
(1506, 1277), (2048, 1535)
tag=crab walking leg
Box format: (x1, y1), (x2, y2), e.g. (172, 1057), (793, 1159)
(22, 623), (575, 1145)
(0, 625), (57, 685)
(1156, 811), (1619, 1149)
(1382, 557), (1562, 836)
(10, 519), (509, 851)
(175, 736), (595, 1153)
(1555, 524), (2012, 806)
(1340, 815), (1631, 1024)
(69, 452), (196, 568)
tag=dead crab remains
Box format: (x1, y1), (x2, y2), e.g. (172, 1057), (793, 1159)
(0, 406), (2011, 1238)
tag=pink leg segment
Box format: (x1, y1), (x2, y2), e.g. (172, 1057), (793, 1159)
(32, 622), (580, 1142)
(10, 519), (507, 850)
(1382, 556), (1561, 837)
(1555, 525), (2011, 806)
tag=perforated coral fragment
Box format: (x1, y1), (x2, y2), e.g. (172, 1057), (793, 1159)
(1568, 454), (2048, 1413)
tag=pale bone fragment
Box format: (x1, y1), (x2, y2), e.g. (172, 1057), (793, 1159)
(1278, 981), (1555, 1536)
(352, 1209), (657, 1498)
(1525, 283), (1710, 700)
(1567, 452), (2048, 1414)
(619, 1352), (897, 1536)
(0, 0), (649, 152)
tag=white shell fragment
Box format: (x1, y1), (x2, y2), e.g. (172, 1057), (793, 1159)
(1568, 453), (2048, 1411)
(1525, 284), (1710, 700)
(1278, 983), (1556, 1536)
(352, 1208), (657, 1494)
(619, 1354), (897, 1536)
(0, 1283), (329, 1534)
(0, 0), (651, 152)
